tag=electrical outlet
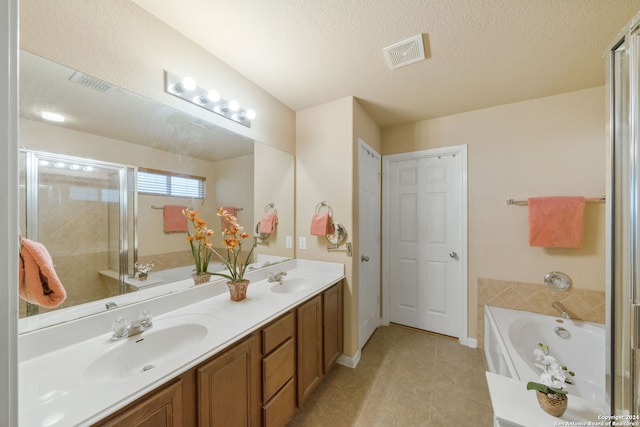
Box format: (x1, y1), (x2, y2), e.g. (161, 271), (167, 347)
(285, 235), (293, 249)
(299, 236), (307, 250)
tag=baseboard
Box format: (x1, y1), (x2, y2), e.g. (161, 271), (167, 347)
(336, 350), (361, 369)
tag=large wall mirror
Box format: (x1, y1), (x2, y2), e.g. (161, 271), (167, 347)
(18, 50), (295, 332)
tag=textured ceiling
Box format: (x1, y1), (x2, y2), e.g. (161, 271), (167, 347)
(131, 0), (640, 128)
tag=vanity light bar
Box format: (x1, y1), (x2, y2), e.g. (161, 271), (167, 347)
(164, 71), (255, 128)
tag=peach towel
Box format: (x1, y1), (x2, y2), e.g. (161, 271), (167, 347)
(221, 206), (237, 231)
(310, 213), (333, 236)
(163, 205), (188, 233)
(19, 238), (66, 308)
(259, 213), (278, 233)
(528, 196), (585, 248)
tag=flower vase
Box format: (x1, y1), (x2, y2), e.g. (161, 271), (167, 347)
(535, 391), (568, 417)
(227, 280), (250, 301)
(192, 273), (211, 285)
(138, 273), (148, 281)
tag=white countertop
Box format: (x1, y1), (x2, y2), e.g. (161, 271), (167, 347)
(19, 259), (344, 427)
(486, 372), (608, 427)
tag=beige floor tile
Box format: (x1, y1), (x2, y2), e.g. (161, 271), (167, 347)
(288, 324), (494, 426)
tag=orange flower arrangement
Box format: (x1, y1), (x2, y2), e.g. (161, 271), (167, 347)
(182, 207), (255, 282)
(216, 207), (256, 283)
(183, 208), (215, 275)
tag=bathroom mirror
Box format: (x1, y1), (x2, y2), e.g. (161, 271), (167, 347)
(327, 223), (348, 246)
(18, 50), (294, 330)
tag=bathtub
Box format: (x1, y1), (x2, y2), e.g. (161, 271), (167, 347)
(484, 305), (605, 403)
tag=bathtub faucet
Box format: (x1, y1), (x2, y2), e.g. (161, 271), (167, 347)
(552, 302), (570, 320)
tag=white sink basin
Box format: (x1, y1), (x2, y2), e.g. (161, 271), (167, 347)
(82, 320), (209, 382)
(270, 278), (315, 294)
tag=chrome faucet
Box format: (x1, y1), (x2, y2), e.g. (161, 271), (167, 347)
(268, 270), (287, 284)
(552, 302), (570, 319)
(111, 310), (153, 341)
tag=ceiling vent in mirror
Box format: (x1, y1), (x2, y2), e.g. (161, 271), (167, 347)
(69, 71), (116, 94)
(383, 34), (426, 70)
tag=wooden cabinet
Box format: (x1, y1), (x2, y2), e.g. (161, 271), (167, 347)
(95, 279), (344, 427)
(261, 311), (296, 427)
(323, 281), (343, 374)
(198, 334), (261, 427)
(95, 380), (183, 427)
(296, 294), (323, 406)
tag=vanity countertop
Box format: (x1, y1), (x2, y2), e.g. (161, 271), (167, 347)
(19, 259), (344, 427)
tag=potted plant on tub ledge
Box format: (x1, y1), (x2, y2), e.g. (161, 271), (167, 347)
(183, 207), (256, 301)
(526, 343), (575, 417)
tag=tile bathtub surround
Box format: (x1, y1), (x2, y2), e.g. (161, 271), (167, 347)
(289, 324), (494, 427)
(477, 278), (605, 348)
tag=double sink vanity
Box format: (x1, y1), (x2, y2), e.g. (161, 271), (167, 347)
(19, 259), (345, 426)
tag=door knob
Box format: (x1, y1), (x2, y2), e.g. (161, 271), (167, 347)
(361, 255), (370, 262)
(449, 251), (458, 258)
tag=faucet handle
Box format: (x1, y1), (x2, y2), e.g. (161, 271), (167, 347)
(139, 310), (153, 327)
(112, 316), (130, 340)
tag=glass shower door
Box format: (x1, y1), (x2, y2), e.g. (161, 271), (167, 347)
(19, 150), (135, 316)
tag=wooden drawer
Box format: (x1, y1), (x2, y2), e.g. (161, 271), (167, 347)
(263, 378), (296, 427)
(262, 311), (295, 355)
(263, 337), (295, 402)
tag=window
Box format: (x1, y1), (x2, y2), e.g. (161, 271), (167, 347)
(137, 167), (206, 199)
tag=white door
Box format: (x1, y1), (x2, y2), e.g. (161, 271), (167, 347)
(384, 146), (466, 338)
(358, 139), (381, 349)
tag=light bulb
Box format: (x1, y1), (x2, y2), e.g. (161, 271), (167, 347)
(69, 164), (80, 170)
(83, 166), (94, 172)
(173, 76), (197, 93)
(245, 109), (256, 120)
(182, 76), (196, 91)
(196, 89), (221, 104)
(54, 162), (65, 169)
(206, 89), (220, 102)
(39, 160), (49, 167)
(228, 100), (240, 112)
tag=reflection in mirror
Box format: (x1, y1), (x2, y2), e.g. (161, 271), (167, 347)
(18, 50), (294, 331)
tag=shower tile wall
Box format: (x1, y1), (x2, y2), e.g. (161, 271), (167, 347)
(20, 173), (117, 316)
(477, 278), (605, 348)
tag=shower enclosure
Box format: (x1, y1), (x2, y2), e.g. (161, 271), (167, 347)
(607, 11), (640, 415)
(19, 149), (136, 316)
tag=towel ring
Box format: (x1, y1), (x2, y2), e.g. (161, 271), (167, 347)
(255, 222), (270, 241)
(315, 201), (334, 217)
(264, 202), (277, 215)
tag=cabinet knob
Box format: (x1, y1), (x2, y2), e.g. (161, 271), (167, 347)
(361, 255), (370, 262)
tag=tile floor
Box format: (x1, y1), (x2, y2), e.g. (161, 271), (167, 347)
(288, 324), (494, 427)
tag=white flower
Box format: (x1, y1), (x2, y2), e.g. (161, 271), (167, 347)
(533, 348), (545, 361)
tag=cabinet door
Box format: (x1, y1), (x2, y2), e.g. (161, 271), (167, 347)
(323, 281), (343, 373)
(296, 295), (323, 406)
(97, 380), (183, 427)
(198, 334), (261, 427)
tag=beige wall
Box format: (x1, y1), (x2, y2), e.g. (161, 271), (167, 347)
(382, 86), (606, 341)
(254, 143), (295, 259)
(296, 97), (355, 356)
(296, 97), (381, 358)
(20, 0), (295, 154)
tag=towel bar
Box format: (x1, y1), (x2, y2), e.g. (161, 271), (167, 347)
(506, 196), (605, 206)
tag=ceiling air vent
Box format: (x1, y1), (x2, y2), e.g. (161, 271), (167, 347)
(383, 34), (426, 70)
(69, 71), (116, 94)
